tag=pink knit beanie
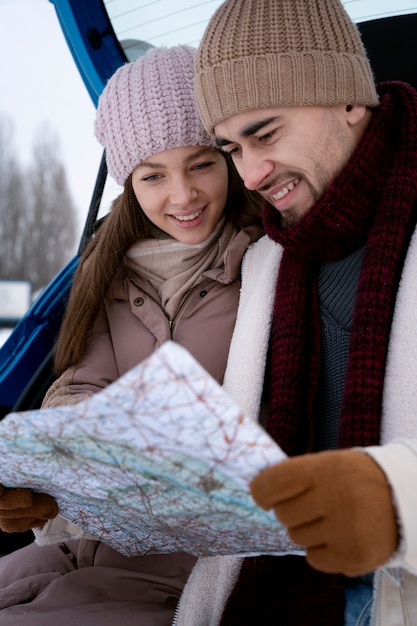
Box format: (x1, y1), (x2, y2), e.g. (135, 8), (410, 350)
(195, 0), (380, 134)
(95, 45), (216, 185)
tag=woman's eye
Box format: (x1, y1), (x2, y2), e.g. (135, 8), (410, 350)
(193, 161), (214, 170)
(142, 173), (161, 182)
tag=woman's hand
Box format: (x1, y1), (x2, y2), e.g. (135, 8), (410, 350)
(0, 484), (58, 532)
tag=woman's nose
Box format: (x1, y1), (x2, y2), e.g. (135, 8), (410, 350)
(169, 178), (198, 205)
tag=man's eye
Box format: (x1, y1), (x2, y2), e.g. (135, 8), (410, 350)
(259, 131), (274, 142)
(223, 146), (240, 156)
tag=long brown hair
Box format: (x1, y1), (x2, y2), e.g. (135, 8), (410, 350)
(54, 152), (263, 375)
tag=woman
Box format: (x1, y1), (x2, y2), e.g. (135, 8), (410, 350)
(0, 45), (262, 625)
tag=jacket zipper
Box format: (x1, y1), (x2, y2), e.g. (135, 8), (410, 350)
(169, 286), (210, 626)
(171, 591), (183, 626)
(171, 602), (180, 626)
(169, 286), (202, 338)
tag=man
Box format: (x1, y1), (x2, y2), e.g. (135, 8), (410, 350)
(174, 0), (417, 624)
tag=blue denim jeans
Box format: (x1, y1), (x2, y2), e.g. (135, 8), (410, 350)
(344, 577), (373, 626)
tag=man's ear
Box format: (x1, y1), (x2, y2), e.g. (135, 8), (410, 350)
(346, 104), (369, 126)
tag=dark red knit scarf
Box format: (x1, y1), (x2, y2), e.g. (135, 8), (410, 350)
(220, 82), (417, 625)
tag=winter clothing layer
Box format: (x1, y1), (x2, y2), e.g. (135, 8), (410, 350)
(194, 0), (379, 134)
(0, 540), (195, 626)
(45, 226), (258, 406)
(0, 225), (260, 625)
(95, 45), (215, 185)
(220, 80), (417, 625)
(316, 245), (365, 449)
(175, 82), (417, 625)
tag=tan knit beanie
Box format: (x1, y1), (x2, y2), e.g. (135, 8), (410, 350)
(195, 0), (379, 134)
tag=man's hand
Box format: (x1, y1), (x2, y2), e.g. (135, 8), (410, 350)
(250, 449), (399, 576)
(0, 484), (58, 532)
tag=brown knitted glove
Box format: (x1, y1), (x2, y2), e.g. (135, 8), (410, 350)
(250, 449), (399, 576)
(0, 484), (59, 532)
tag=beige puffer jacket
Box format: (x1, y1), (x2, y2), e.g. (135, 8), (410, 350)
(43, 227), (259, 409)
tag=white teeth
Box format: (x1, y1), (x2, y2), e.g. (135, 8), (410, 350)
(272, 181), (297, 200)
(174, 210), (202, 221)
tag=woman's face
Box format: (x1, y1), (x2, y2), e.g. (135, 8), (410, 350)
(131, 146), (228, 244)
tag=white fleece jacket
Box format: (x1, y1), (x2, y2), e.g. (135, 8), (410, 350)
(175, 232), (417, 626)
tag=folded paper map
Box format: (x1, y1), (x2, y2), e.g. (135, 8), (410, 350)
(0, 341), (297, 557)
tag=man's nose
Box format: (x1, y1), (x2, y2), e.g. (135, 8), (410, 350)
(240, 152), (274, 191)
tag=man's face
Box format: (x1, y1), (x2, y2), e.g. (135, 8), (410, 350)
(215, 104), (367, 228)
